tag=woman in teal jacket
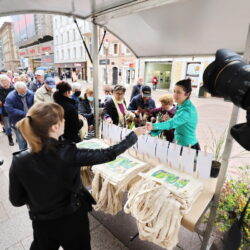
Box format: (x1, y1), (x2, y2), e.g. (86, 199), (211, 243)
(147, 79), (200, 150)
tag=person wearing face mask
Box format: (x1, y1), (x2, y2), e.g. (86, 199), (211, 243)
(4, 81), (34, 150)
(34, 77), (56, 103)
(0, 75), (15, 145)
(53, 81), (83, 143)
(70, 82), (82, 112)
(146, 79), (200, 150)
(78, 88), (95, 130)
(101, 85), (113, 107)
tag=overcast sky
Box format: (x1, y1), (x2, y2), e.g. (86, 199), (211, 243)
(0, 16), (12, 28)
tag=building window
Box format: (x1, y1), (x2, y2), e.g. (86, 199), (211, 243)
(61, 49), (64, 59)
(122, 44), (131, 55)
(73, 29), (76, 41)
(56, 50), (59, 59)
(55, 19), (57, 28)
(80, 46), (83, 57)
(74, 47), (77, 58)
(61, 34), (63, 44)
(68, 48), (71, 59)
(113, 43), (119, 55)
(67, 31), (70, 43)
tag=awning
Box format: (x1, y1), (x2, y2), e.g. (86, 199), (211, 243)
(0, 0), (250, 58)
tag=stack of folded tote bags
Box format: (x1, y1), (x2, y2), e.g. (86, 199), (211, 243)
(124, 165), (203, 250)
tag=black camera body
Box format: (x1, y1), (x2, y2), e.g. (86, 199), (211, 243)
(203, 49), (250, 150)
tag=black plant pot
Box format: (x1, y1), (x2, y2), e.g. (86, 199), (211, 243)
(210, 160), (221, 178)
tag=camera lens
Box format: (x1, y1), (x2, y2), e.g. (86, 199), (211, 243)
(203, 48), (250, 109)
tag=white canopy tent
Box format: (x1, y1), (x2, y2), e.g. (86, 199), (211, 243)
(1, 0), (250, 57)
(1, 0), (249, 249)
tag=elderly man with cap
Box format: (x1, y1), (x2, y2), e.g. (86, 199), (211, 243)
(34, 77), (56, 103)
(29, 70), (45, 93)
(4, 81), (34, 150)
(128, 85), (156, 113)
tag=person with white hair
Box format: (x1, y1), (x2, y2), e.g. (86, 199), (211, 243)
(4, 81), (34, 150)
(29, 70), (45, 93)
(0, 75), (15, 145)
(70, 82), (82, 112)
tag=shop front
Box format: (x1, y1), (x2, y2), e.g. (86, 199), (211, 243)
(145, 62), (172, 89)
(55, 62), (87, 80)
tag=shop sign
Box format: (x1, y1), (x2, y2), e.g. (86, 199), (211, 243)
(41, 55), (54, 66)
(74, 63), (83, 67)
(29, 48), (36, 54)
(129, 63), (135, 68)
(41, 46), (52, 52)
(19, 50), (26, 56)
(99, 59), (110, 65)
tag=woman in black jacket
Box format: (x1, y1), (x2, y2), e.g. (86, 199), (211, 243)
(9, 102), (146, 250)
(54, 81), (83, 143)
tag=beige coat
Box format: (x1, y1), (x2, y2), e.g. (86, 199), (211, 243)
(34, 85), (54, 103)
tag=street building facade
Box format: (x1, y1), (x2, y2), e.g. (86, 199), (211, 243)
(98, 30), (138, 86)
(138, 56), (214, 96)
(12, 14), (54, 72)
(0, 22), (19, 72)
(53, 16), (92, 81)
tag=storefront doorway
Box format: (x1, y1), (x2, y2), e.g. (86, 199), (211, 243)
(145, 62), (172, 89)
(112, 66), (118, 85)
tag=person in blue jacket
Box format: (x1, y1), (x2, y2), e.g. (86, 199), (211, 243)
(4, 81), (34, 150)
(146, 79), (200, 150)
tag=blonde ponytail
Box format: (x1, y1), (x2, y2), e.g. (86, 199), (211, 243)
(16, 103), (64, 153)
(17, 117), (43, 152)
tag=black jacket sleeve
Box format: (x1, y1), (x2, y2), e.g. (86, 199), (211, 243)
(74, 131), (138, 166)
(9, 157), (27, 207)
(79, 100), (93, 119)
(128, 97), (137, 112)
(102, 99), (114, 120)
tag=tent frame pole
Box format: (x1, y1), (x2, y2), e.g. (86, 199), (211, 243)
(92, 19), (100, 138)
(200, 23), (250, 250)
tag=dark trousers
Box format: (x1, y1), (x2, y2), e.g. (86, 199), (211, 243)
(30, 208), (91, 250)
(191, 142), (201, 151)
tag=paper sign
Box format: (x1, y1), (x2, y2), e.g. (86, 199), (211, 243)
(196, 151), (213, 179)
(168, 143), (182, 169)
(155, 139), (169, 164)
(181, 147), (196, 174)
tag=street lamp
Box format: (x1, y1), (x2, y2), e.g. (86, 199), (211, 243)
(103, 39), (109, 85)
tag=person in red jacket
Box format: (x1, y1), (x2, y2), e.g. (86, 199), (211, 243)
(152, 76), (158, 90)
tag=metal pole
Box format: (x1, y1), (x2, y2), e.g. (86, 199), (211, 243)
(200, 24), (250, 250)
(92, 20), (100, 138)
(105, 48), (108, 84)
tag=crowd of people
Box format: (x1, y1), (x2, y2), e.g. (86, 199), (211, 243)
(0, 67), (200, 249)
(0, 68), (200, 151)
